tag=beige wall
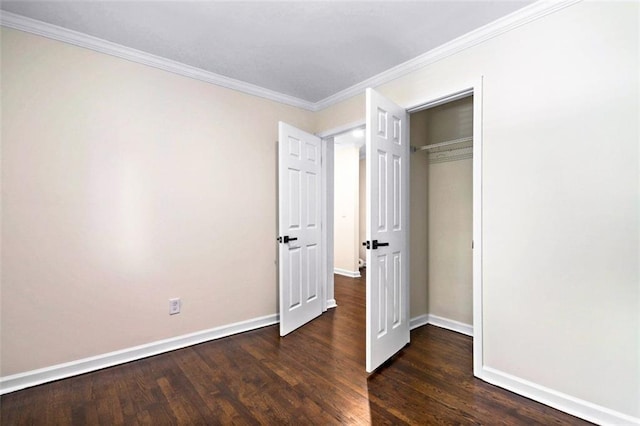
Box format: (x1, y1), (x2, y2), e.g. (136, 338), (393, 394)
(415, 98), (474, 325)
(409, 117), (429, 319)
(422, 97), (473, 145)
(314, 2), (640, 418)
(0, 27), (314, 375)
(428, 159), (473, 325)
(333, 145), (360, 274)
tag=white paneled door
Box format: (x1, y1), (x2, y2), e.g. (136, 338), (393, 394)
(365, 88), (410, 372)
(278, 122), (323, 336)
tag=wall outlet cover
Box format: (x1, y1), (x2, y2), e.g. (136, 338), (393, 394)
(169, 298), (181, 315)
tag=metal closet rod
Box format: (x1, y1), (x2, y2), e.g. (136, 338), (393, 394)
(411, 136), (473, 153)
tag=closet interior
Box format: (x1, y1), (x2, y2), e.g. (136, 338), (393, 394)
(410, 96), (474, 329)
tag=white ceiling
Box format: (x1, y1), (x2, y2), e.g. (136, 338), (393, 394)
(1, 1), (533, 104)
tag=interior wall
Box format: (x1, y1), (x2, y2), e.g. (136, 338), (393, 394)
(314, 1), (640, 419)
(422, 97), (473, 144)
(0, 27), (315, 376)
(409, 117), (429, 319)
(333, 145), (360, 274)
(424, 98), (473, 325)
(409, 99), (474, 325)
(428, 158), (472, 325)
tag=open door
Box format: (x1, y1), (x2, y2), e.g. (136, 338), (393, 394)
(365, 89), (410, 372)
(278, 122), (323, 336)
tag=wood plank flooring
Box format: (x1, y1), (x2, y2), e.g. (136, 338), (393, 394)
(1, 272), (592, 425)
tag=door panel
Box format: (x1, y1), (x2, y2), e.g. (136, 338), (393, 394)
(278, 122), (323, 336)
(365, 89), (410, 372)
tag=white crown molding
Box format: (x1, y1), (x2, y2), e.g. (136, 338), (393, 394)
(480, 367), (640, 425)
(313, 0), (582, 111)
(0, 313), (278, 395)
(334, 267), (361, 278)
(0, 11), (316, 111)
(2, 1), (580, 113)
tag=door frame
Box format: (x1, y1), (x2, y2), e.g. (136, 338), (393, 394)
(318, 120), (366, 312)
(316, 77), (483, 377)
(405, 78), (484, 377)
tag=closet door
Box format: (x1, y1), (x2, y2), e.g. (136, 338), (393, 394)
(365, 89), (410, 372)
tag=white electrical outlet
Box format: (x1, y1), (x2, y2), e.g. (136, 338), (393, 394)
(169, 298), (181, 315)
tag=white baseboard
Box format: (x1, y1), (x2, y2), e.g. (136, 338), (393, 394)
(326, 299), (338, 309)
(411, 315), (639, 424)
(427, 314), (473, 337)
(479, 366), (640, 426)
(410, 314), (429, 330)
(0, 313), (278, 395)
(409, 313), (473, 337)
(7, 312), (636, 426)
(334, 268), (361, 278)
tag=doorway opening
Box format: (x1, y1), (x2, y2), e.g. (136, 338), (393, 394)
(332, 128), (366, 280)
(409, 95), (475, 337)
(317, 82), (483, 375)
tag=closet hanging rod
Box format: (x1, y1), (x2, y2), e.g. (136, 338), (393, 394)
(411, 136), (473, 153)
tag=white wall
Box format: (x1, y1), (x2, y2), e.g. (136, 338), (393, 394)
(333, 144), (360, 274)
(0, 27), (314, 375)
(316, 1), (639, 420)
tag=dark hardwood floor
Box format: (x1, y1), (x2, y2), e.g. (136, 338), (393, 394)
(1, 272), (591, 425)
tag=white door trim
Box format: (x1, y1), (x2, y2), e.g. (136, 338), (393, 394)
(403, 77), (484, 378)
(318, 125), (365, 311)
(317, 120), (366, 139)
(321, 135), (335, 310)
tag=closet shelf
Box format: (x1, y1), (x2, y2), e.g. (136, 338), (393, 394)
(411, 136), (472, 153)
